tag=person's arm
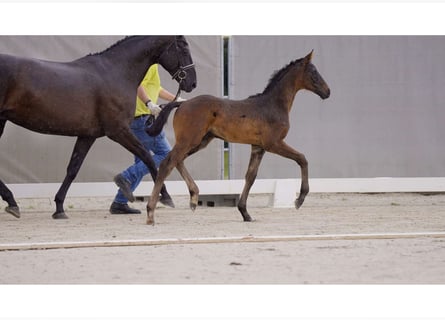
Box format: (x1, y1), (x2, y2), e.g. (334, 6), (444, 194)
(138, 85), (161, 116)
(159, 88), (177, 102)
(137, 85), (151, 104)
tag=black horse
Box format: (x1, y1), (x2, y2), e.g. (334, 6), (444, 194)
(0, 36), (197, 219)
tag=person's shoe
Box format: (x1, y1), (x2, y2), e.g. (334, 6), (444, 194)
(113, 174), (135, 202)
(109, 202), (141, 214)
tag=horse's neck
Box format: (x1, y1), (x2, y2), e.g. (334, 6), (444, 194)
(97, 36), (170, 87)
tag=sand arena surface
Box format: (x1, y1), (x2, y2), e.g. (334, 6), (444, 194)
(1, 193), (445, 284)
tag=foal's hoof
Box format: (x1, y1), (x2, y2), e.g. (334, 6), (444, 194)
(5, 206), (20, 219)
(146, 217), (155, 226)
(52, 212), (69, 219)
(190, 202), (197, 212)
(295, 197), (305, 209)
(160, 195), (175, 208)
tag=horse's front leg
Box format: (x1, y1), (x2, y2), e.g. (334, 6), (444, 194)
(267, 140), (309, 209)
(0, 120), (20, 218)
(238, 145), (265, 222)
(0, 179), (20, 218)
(53, 137), (96, 219)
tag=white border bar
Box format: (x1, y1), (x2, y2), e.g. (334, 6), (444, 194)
(2, 231), (445, 252)
(8, 177), (445, 198)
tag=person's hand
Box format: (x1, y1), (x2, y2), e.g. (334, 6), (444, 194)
(177, 97), (187, 102)
(146, 101), (162, 116)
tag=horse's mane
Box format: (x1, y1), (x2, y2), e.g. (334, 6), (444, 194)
(87, 36), (138, 56)
(249, 57), (304, 98)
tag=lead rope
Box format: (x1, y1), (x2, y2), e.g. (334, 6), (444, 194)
(173, 83), (182, 102)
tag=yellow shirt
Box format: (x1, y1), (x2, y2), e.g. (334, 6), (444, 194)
(134, 64), (163, 117)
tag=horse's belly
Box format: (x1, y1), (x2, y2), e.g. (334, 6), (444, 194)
(9, 116), (102, 137)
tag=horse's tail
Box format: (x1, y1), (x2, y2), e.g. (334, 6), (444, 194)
(146, 101), (182, 136)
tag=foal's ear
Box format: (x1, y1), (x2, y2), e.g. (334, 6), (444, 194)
(303, 50), (314, 64)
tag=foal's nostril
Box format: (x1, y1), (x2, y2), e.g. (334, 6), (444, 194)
(324, 88), (331, 99)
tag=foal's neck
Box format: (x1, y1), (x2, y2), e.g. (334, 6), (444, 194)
(268, 63), (304, 113)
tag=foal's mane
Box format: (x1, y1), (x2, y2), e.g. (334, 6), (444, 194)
(249, 57), (304, 98)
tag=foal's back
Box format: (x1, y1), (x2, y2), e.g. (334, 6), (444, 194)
(173, 94), (290, 147)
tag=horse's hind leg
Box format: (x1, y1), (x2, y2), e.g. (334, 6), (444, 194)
(0, 119), (20, 218)
(108, 127), (173, 207)
(53, 137), (96, 219)
(238, 145), (265, 222)
(0, 179), (20, 218)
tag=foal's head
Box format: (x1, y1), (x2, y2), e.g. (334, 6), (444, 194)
(300, 50), (330, 100)
(158, 36), (197, 93)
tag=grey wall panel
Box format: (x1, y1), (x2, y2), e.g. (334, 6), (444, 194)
(229, 36), (445, 179)
(0, 36), (222, 184)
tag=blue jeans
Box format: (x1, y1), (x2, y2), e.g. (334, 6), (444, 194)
(114, 115), (171, 204)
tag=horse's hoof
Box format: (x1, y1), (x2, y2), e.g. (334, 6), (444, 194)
(160, 195), (175, 208)
(5, 206), (20, 219)
(52, 212), (69, 219)
(146, 217), (155, 225)
(242, 214), (254, 222)
(190, 202), (197, 212)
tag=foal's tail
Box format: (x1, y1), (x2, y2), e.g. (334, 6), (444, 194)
(146, 101), (182, 136)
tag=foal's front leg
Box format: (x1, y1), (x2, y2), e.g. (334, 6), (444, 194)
(267, 140), (309, 209)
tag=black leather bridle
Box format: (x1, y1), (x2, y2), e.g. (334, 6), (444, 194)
(169, 37), (195, 101)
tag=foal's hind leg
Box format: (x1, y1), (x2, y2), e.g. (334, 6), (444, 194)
(53, 137), (96, 219)
(174, 132), (215, 211)
(267, 140), (309, 209)
(147, 151), (180, 225)
(0, 120), (20, 218)
(175, 161), (199, 211)
(238, 145), (265, 222)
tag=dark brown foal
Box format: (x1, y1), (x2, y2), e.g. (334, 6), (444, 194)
(146, 51), (330, 225)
